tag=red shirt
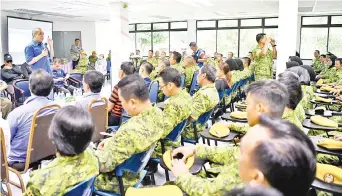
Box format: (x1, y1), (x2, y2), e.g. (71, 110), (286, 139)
(109, 85), (122, 117)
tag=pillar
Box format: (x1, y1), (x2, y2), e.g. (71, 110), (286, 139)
(187, 19), (197, 54)
(109, 1), (130, 86)
(276, 0), (299, 77)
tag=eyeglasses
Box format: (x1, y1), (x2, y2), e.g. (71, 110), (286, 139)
(6, 60), (12, 64)
(159, 83), (169, 90)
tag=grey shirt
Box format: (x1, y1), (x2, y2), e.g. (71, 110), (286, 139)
(75, 92), (102, 110)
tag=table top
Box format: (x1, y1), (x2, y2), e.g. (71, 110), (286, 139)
(312, 179), (342, 194)
(316, 89), (333, 95)
(315, 93), (336, 99)
(200, 129), (241, 142)
(310, 136), (342, 157)
(221, 113), (248, 123)
(305, 109), (333, 117)
(311, 99), (338, 105)
(160, 156), (207, 174)
(302, 119), (337, 131)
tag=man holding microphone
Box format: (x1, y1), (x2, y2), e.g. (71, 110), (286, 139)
(25, 28), (54, 74)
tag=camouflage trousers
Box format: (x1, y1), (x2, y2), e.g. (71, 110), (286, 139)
(95, 171), (140, 193)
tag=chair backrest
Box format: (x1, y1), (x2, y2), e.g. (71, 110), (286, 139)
(148, 81), (159, 104)
(64, 176), (96, 196)
(225, 87), (232, 97)
(189, 71), (199, 96)
(116, 143), (157, 176)
(218, 90), (224, 101)
(180, 74), (185, 88)
(196, 109), (214, 126)
(165, 119), (188, 141)
(88, 98), (108, 143)
(1, 128), (9, 182)
(25, 105), (60, 173)
(230, 81), (239, 93)
(70, 73), (83, 82)
(13, 79), (31, 102)
(121, 109), (131, 124)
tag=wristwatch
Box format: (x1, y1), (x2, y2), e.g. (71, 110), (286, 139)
(272, 44), (277, 47)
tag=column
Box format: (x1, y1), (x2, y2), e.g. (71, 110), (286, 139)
(276, 0), (299, 77)
(187, 19), (197, 54)
(109, 1), (130, 86)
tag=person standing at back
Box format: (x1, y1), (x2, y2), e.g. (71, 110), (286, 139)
(71, 39), (82, 69)
(25, 28), (54, 74)
(189, 42), (206, 68)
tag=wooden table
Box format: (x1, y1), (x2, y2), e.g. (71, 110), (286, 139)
(221, 113), (248, 123)
(200, 129), (241, 146)
(302, 119), (337, 137)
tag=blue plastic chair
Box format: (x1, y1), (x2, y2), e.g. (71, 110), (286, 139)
(218, 90), (224, 101)
(189, 71), (199, 96)
(180, 74), (185, 88)
(64, 176), (96, 196)
(13, 79), (31, 106)
(182, 109), (215, 145)
(93, 143), (157, 196)
(107, 110), (131, 133)
(148, 81), (159, 104)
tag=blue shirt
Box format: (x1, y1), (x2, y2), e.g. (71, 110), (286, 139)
(144, 77), (152, 88)
(52, 68), (66, 86)
(7, 96), (54, 164)
(25, 40), (52, 74)
(193, 49), (205, 68)
(75, 92), (102, 110)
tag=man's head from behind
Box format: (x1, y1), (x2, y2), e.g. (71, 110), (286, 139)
(197, 65), (217, 86)
(277, 71), (303, 110)
(83, 70), (104, 93)
(242, 57), (251, 68)
(170, 51), (182, 65)
(139, 62), (153, 78)
(245, 80), (288, 126)
(189, 42), (198, 52)
(32, 28), (44, 42)
(117, 74), (150, 116)
(29, 70), (54, 97)
(159, 68), (181, 97)
(239, 115), (316, 196)
(119, 61), (136, 79)
(157, 59), (171, 73)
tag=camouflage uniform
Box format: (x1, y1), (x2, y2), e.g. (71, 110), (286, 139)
(300, 85), (314, 110)
(185, 66), (199, 89)
(182, 84), (219, 140)
(150, 70), (158, 81)
(252, 45), (274, 81)
(295, 102), (306, 123)
(89, 56), (98, 64)
(94, 106), (164, 193)
(315, 63), (328, 74)
(171, 63), (185, 75)
(175, 145), (242, 196)
(147, 57), (158, 67)
(282, 109), (304, 131)
(205, 58), (214, 66)
(313, 57), (320, 71)
(24, 149), (99, 196)
(322, 68), (342, 84)
(72, 57), (89, 74)
(153, 90), (192, 158)
(213, 60), (222, 70)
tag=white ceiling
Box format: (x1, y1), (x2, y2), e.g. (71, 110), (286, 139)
(2, 0), (342, 23)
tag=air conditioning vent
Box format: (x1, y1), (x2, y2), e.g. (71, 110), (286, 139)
(13, 9), (80, 18)
(298, 7), (313, 12)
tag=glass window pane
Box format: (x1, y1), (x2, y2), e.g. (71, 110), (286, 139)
(328, 27), (342, 57)
(170, 31), (188, 54)
(239, 29), (263, 57)
(153, 23), (168, 30)
(197, 30), (216, 56)
(129, 24), (135, 31)
(130, 33), (136, 51)
(241, 19), (262, 26)
(137, 23), (151, 30)
(302, 17), (328, 25)
(331, 16), (342, 24)
(217, 30), (238, 58)
(263, 28), (278, 41)
(152, 32), (169, 55)
(171, 22), (187, 29)
(218, 20), (238, 28)
(265, 18), (278, 26)
(300, 28), (328, 59)
(197, 21), (216, 28)
(136, 32), (152, 56)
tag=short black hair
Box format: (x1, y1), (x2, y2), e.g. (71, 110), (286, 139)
(295, 51), (300, 57)
(200, 65), (216, 83)
(48, 106), (94, 156)
(83, 70), (104, 93)
(242, 57), (251, 66)
(336, 58), (342, 64)
(120, 61), (136, 75)
(189, 42), (197, 47)
(225, 59), (240, 71)
(149, 50), (153, 53)
(234, 59), (244, 71)
(253, 114), (316, 196)
(289, 56), (303, 65)
(329, 54), (337, 66)
(245, 80), (288, 118)
(315, 50), (320, 55)
(159, 68), (181, 88)
(117, 74), (149, 102)
(160, 59), (170, 68)
(228, 52), (234, 55)
(192, 54), (198, 62)
(225, 185), (283, 196)
(136, 50), (140, 53)
(172, 51), (182, 64)
(277, 71), (303, 110)
(256, 33), (266, 42)
(320, 54), (326, 58)
(217, 53), (223, 57)
(286, 61), (300, 69)
(141, 62), (154, 75)
(29, 70), (54, 96)
(75, 38), (80, 42)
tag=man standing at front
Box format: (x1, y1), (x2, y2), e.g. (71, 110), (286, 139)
(189, 42), (206, 68)
(25, 28), (54, 74)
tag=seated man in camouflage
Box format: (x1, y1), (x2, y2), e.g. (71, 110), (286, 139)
(182, 65), (219, 140)
(171, 115), (316, 196)
(25, 106), (99, 196)
(94, 74), (164, 193)
(152, 68), (192, 158)
(170, 51), (185, 75)
(150, 59), (170, 80)
(184, 55), (199, 91)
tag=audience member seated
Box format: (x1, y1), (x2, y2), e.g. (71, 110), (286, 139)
(24, 106), (99, 195)
(139, 61), (153, 88)
(72, 50), (89, 74)
(225, 185), (283, 196)
(289, 56), (303, 65)
(147, 50), (158, 67)
(0, 80), (12, 119)
(215, 62), (229, 91)
(51, 58), (75, 95)
(184, 55), (199, 91)
(7, 70), (54, 171)
(314, 54), (329, 74)
(94, 74), (164, 193)
(300, 64), (316, 82)
(75, 70), (104, 109)
(318, 58), (342, 85)
(182, 65), (219, 140)
(150, 58), (170, 81)
(170, 51), (185, 74)
(313, 50), (321, 70)
(171, 115), (316, 196)
(108, 62), (135, 126)
(152, 68), (192, 159)
(285, 61), (310, 85)
(88, 51), (98, 70)
(1, 54), (26, 94)
(213, 53), (223, 69)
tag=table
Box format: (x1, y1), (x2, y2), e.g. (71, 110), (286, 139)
(160, 156), (207, 175)
(221, 113), (248, 123)
(315, 93), (336, 99)
(310, 136), (342, 157)
(200, 129), (241, 146)
(311, 179), (342, 195)
(305, 109), (333, 117)
(316, 89), (333, 95)
(302, 119), (337, 137)
(156, 102), (165, 110)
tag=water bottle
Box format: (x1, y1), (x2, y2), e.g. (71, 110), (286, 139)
(66, 92), (71, 98)
(54, 92), (59, 101)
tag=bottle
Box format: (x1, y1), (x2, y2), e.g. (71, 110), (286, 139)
(54, 92), (59, 101)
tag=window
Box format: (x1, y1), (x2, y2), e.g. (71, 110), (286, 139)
(328, 27), (342, 57)
(218, 20), (238, 28)
(137, 24), (151, 31)
(217, 30), (238, 57)
(197, 21), (216, 28)
(300, 28), (328, 59)
(153, 32), (169, 54)
(239, 28), (263, 57)
(153, 23), (168, 30)
(130, 33), (136, 52)
(331, 16), (342, 24)
(241, 19), (262, 26)
(129, 24), (135, 31)
(136, 32), (152, 56)
(171, 22), (187, 29)
(265, 18), (278, 26)
(263, 28), (278, 41)
(197, 30), (216, 56)
(302, 17), (328, 25)
(170, 31), (188, 53)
